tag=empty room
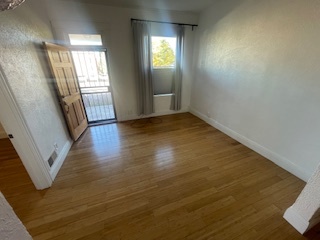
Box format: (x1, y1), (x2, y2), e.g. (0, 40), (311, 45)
(0, 0), (320, 239)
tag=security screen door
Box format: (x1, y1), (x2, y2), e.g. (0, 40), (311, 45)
(71, 49), (116, 124)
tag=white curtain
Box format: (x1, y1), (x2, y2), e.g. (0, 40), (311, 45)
(171, 25), (185, 111)
(132, 20), (154, 115)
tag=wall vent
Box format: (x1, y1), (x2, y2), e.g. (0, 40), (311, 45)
(48, 150), (58, 167)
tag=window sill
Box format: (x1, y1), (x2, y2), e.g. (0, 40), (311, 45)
(153, 67), (175, 70)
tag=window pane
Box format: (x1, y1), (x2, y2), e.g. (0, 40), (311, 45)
(69, 34), (103, 46)
(153, 68), (174, 95)
(152, 36), (176, 68)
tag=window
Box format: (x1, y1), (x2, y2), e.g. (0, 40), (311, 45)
(151, 36), (177, 95)
(69, 34), (103, 46)
(151, 36), (176, 68)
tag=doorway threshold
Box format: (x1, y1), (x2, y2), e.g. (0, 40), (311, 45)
(88, 119), (117, 127)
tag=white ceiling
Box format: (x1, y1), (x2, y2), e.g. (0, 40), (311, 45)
(63, 0), (215, 13)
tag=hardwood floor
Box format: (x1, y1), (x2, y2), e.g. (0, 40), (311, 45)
(0, 113), (311, 239)
(0, 138), (35, 200)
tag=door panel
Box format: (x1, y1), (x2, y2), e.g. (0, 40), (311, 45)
(55, 68), (70, 96)
(44, 42), (88, 141)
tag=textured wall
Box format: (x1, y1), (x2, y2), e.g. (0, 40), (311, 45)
(284, 163), (320, 233)
(191, 0), (320, 180)
(0, 1), (70, 162)
(45, 0), (197, 121)
(0, 192), (32, 239)
(294, 165), (320, 221)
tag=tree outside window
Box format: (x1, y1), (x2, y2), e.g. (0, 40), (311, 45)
(152, 37), (176, 68)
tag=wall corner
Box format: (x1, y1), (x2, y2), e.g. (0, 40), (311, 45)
(284, 206), (310, 234)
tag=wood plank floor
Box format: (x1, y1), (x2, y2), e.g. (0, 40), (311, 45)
(0, 113), (311, 239)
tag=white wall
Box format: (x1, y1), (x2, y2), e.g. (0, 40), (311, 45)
(0, 0), (71, 177)
(44, 0), (198, 121)
(0, 192), (32, 239)
(0, 122), (7, 139)
(191, 0), (320, 181)
(284, 163), (320, 233)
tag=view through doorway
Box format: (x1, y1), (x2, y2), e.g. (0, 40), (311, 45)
(69, 34), (116, 124)
(72, 50), (116, 124)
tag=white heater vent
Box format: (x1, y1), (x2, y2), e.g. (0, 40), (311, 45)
(48, 150), (58, 167)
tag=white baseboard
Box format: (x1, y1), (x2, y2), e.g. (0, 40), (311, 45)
(49, 139), (72, 180)
(189, 107), (310, 182)
(284, 207), (310, 234)
(149, 108), (189, 118)
(119, 108), (189, 122)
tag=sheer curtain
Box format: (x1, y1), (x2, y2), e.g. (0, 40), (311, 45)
(171, 25), (185, 111)
(132, 20), (154, 115)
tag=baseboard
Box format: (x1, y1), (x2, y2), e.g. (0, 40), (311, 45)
(189, 107), (310, 182)
(284, 207), (310, 234)
(49, 139), (72, 180)
(119, 108), (189, 122)
(150, 108), (190, 118)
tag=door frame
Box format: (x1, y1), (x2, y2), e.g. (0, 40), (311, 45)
(50, 20), (121, 120)
(68, 46), (118, 124)
(0, 65), (53, 190)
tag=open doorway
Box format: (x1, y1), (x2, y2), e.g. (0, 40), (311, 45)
(0, 121), (34, 193)
(69, 34), (116, 124)
(72, 50), (116, 123)
(0, 66), (52, 190)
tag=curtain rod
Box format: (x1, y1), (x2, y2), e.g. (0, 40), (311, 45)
(131, 18), (198, 30)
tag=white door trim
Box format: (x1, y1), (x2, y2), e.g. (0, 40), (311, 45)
(0, 65), (52, 190)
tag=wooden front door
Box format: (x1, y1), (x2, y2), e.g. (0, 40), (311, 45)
(44, 42), (88, 141)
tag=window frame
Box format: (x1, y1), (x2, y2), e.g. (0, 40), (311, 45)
(68, 34), (103, 46)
